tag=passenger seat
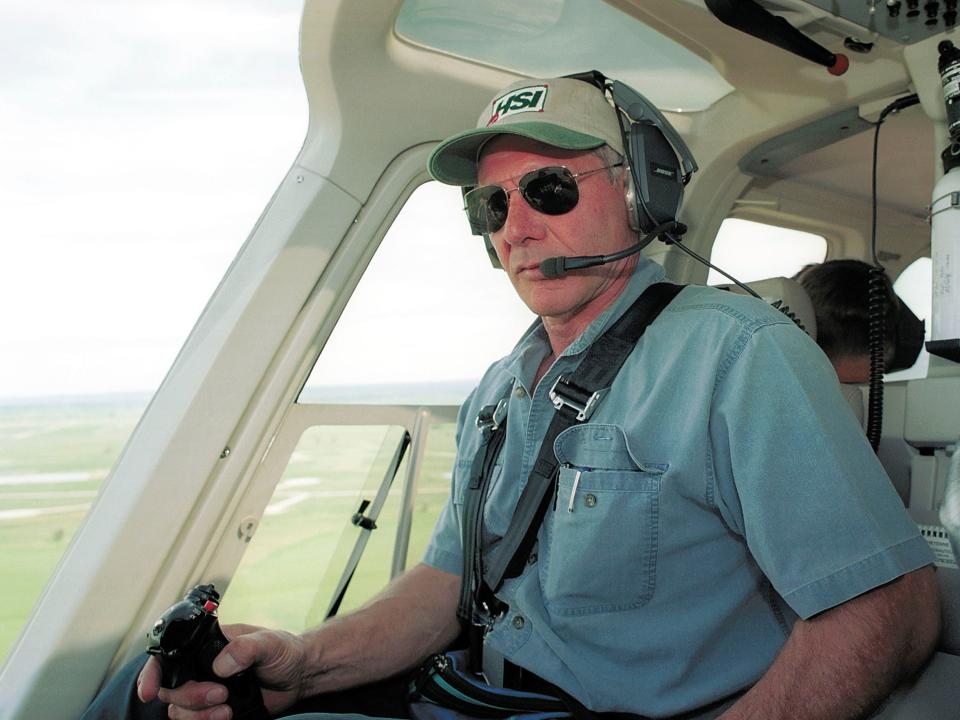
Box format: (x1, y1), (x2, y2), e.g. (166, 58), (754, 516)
(715, 276), (817, 341)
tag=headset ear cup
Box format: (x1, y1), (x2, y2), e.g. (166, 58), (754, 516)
(622, 165), (642, 232)
(629, 121), (683, 230)
(483, 233), (503, 269)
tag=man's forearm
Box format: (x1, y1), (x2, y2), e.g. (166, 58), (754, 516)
(721, 566), (940, 720)
(296, 562), (463, 697)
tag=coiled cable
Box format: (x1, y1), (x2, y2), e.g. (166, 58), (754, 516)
(865, 93), (920, 451)
(865, 265), (887, 451)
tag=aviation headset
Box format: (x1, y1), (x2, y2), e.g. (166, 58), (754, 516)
(468, 70), (699, 268)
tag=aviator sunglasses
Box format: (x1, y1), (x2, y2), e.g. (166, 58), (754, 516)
(464, 162), (623, 235)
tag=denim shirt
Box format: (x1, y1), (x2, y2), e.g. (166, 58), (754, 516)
(423, 258), (933, 717)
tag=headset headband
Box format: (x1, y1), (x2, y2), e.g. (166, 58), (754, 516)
(564, 70), (698, 180)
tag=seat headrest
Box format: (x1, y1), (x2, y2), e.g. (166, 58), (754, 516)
(716, 276), (818, 340)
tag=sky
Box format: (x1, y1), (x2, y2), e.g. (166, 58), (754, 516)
(0, 0), (934, 401)
(0, 0), (541, 402)
(1, 0), (308, 400)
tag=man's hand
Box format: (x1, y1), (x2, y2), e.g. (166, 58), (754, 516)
(135, 563), (462, 718)
(138, 623), (306, 719)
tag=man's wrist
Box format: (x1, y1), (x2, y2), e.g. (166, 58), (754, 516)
(295, 625), (335, 697)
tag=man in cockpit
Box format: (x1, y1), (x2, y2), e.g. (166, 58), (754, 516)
(795, 259), (924, 426)
(95, 74), (939, 720)
(794, 259), (918, 384)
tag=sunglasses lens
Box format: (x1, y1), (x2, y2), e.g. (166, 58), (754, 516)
(520, 167), (579, 215)
(465, 185), (509, 234)
(464, 166), (584, 235)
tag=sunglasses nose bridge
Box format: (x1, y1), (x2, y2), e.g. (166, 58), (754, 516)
(499, 186), (548, 243)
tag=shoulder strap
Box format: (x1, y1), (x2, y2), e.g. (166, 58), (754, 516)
(480, 282), (685, 602)
(458, 395), (510, 625)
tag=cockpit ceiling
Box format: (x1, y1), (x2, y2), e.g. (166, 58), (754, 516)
(749, 106), (934, 219)
(394, 0), (734, 112)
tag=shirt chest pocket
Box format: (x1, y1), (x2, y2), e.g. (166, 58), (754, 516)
(540, 424), (666, 616)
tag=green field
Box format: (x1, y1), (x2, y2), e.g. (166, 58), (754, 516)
(219, 422), (457, 630)
(0, 397), (148, 661)
(0, 397), (457, 663)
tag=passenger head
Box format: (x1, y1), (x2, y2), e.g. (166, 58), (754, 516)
(794, 259), (898, 382)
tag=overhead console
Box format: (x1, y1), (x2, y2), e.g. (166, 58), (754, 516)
(801, 0), (959, 42)
(706, 0), (960, 79)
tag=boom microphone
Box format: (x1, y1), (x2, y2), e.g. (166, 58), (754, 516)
(539, 221), (684, 279)
(539, 255), (605, 279)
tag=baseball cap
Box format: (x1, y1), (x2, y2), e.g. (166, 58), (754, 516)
(427, 76), (624, 186)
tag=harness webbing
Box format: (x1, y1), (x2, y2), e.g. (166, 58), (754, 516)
(457, 395), (510, 627)
(459, 282), (685, 632)
(481, 282), (684, 601)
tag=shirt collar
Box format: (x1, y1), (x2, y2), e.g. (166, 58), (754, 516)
(562, 257), (666, 357)
(502, 257), (667, 389)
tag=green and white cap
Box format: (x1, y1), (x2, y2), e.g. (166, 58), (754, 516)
(428, 76), (624, 186)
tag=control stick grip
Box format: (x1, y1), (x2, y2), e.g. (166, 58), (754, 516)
(194, 620), (268, 720)
(147, 584), (269, 720)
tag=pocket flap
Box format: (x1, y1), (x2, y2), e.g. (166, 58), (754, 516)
(554, 424), (637, 470)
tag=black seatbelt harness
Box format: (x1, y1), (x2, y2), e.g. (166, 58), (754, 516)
(457, 282), (685, 665)
(457, 393), (510, 665)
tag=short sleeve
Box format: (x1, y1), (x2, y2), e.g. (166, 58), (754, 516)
(422, 495), (464, 575)
(709, 321), (933, 619)
(421, 388), (478, 575)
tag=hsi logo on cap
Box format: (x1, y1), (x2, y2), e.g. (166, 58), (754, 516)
(486, 85), (548, 126)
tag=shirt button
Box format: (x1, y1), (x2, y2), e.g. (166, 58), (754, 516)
(584, 494), (598, 508)
(513, 385), (527, 398)
(527, 552), (538, 565)
(512, 615), (525, 630)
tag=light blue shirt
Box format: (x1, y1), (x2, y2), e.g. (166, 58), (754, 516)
(423, 258), (933, 717)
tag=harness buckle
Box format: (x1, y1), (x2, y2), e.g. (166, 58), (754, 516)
(478, 597), (507, 624)
(476, 398), (509, 433)
(549, 375), (605, 422)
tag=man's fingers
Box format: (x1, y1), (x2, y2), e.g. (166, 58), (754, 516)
(212, 623), (270, 679)
(212, 649), (244, 679)
(137, 656), (162, 702)
(157, 680), (229, 711)
(138, 625), (271, 715)
(212, 631), (265, 679)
